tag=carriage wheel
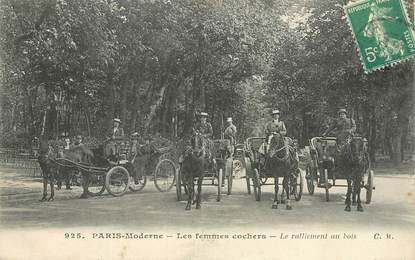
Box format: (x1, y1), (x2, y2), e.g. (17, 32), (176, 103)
(366, 169), (374, 204)
(86, 173), (106, 196)
(226, 158), (233, 195)
(217, 168), (223, 202)
(294, 171), (304, 201)
(105, 166), (130, 197)
(305, 165), (314, 195)
(175, 166), (182, 201)
(253, 168), (261, 201)
(324, 169), (329, 202)
(154, 159), (176, 192)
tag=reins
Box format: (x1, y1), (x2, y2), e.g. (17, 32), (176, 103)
(269, 138), (290, 161)
(49, 157), (106, 174)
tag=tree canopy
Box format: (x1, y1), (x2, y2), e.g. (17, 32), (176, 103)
(1, 0), (414, 162)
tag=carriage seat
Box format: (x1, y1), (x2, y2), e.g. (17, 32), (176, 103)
(310, 137), (337, 164)
(244, 137), (266, 163)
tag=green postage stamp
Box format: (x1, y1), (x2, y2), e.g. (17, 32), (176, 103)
(345, 0), (415, 72)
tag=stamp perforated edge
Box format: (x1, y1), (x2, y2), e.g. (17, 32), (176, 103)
(343, 0), (415, 73)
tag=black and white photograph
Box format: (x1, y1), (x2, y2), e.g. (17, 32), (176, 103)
(0, 0), (414, 259)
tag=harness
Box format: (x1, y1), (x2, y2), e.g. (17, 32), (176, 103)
(272, 145), (289, 161)
(268, 136), (297, 162)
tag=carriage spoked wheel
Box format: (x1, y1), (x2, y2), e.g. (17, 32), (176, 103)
(305, 165), (314, 195)
(105, 166), (130, 197)
(324, 169), (329, 202)
(226, 158), (233, 195)
(365, 169), (374, 204)
(154, 159), (176, 192)
(252, 168), (261, 201)
(217, 168), (223, 202)
(86, 173), (106, 196)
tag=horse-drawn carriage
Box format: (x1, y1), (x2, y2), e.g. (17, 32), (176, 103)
(243, 135), (303, 208)
(305, 136), (374, 205)
(48, 136), (177, 198)
(175, 135), (233, 209)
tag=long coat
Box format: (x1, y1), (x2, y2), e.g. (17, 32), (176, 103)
(193, 122), (213, 138)
(111, 127), (125, 139)
(224, 124), (237, 144)
(265, 120), (287, 136)
(325, 117), (356, 136)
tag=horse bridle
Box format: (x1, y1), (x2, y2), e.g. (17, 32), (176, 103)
(269, 136), (290, 161)
(350, 139), (366, 164)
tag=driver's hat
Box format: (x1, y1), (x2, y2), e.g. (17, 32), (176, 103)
(338, 108), (347, 115)
(271, 109), (280, 115)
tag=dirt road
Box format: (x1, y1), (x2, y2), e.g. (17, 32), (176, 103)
(1, 165), (414, 230)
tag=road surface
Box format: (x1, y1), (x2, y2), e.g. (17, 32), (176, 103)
(1, 164), (414, 230)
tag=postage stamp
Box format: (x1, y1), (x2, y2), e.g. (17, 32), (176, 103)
(345, 0), (415, 72)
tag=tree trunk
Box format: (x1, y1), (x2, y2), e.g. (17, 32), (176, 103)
(84, 110), (91, 137)
(368, 108), (376, 163)
(106, 63), (115, 131)
(130, 85), (141, 133)
(200, 82), (206, 112)
(183, 77), (191, 135)
(120, 78), (129, 133)
(161, 85), (171, 135)
(302, 111), (309, 147)
(392, 129), (402, 166)
(25, 86), (35, 149)
(186, 70), (200, 134)
(144, 77), (168, 134)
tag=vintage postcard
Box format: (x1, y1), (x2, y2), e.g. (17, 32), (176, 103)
(0, 0), (414, 259)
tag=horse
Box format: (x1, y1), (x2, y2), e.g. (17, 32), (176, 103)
(37, 137), (57, 201)
(38, 137), (94, 201)
(267, 132), (299, 210)
(56, 167), (72, 190)
(342, 137), (368, 212)
(58, 144), (95, 199)
(179, 133), (213, 210)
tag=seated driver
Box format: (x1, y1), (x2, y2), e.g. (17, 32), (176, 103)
(265, 109), (287, 153)
(322, 108), (356, 146)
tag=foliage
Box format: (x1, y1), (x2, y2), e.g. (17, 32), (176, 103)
(0, 0), (413, 162)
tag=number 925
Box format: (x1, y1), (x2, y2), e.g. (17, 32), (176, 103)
(64, 233), (84, 239)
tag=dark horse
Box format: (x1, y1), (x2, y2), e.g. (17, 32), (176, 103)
(338, 137), (368, 212)
(267, 133), (299, 210)
(38, 136), (94, 201)
(179, 133), (213, 210)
